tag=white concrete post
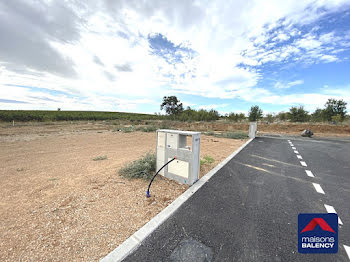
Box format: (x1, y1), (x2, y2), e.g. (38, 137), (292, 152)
(248, 122), (257, 138)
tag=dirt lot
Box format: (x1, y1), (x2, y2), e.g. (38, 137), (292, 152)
(0, 122), (247, 261)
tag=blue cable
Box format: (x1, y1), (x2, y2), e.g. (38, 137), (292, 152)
(146, 157), (176, 198)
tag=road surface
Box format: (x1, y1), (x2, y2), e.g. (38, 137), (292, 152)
(123, 136), (350, 261)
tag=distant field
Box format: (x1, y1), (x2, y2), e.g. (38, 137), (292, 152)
(0, 110), (163, 122)
(1, 110), (349, 137)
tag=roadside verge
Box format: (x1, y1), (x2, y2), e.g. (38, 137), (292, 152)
(101, 138), (254, 262)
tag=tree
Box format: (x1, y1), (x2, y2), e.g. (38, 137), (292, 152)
(177, 107), (219, 122)
(323, 99), (347, 122)
(287, 106), (309, 122)
(331, 114), (342, 124)
(238, 113), (246, 122)
(207, 109), (220, 121)
(228, 112), (239, 122)
(229, 112), (246, 122)
(160, 96), (184, 116)
(248, 105), (263, 121)
(265, 113), (274, 123)
(277, 112), (287, 121)
(311, 108), (326, 122)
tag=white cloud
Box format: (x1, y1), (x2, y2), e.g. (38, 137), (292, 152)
(198, 104), (229, 110)
(181, 101), (197, 108)
(296, 36), (322, 50)
(274, 33), (290, 42)
(241, 28), (348, 68)
(242, 92), (349, 112)
(321, 85), (350, 98)
(320, 54), (338, 62)
(240, 22), (350, 69)
(1, 0), (350, 112)
(274, 80), (304, 89)
(319, 32), (336, 44)
(0, 83), (153, 112)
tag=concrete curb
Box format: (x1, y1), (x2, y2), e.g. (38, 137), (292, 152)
(100, 138), (254, 262)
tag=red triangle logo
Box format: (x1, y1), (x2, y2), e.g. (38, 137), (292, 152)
(300, 218), (335, 233)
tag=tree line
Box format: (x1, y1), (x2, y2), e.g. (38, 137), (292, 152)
(0, 97), (347, 123)
(0, 110), (162, 122)
(160, 96), (348, 123)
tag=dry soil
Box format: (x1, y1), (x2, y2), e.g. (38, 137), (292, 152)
(0, 122), (247, 261)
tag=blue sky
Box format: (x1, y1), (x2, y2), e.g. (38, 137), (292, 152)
(0, 0), (350, 115)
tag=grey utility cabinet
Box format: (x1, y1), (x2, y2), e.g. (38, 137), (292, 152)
(156, 129), (200, 185)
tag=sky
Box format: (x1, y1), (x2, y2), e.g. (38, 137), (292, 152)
(0, 0), (350, 116)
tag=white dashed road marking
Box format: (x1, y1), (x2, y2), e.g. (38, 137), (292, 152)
(305, 170), (315, 177)
(344, 245), (350, 260)
(262, 163), (275, 168)
(324, 204), (343, 225)
(289, 140), (348, 258)
(312, 183), (325, 194)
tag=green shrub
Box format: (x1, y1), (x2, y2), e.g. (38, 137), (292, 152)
(203, 155), (215, 164)
(119, 152), (156, 180)
(93, 155), (108, 161)
(204, 131), (216, 136)
(121, 126), (134, 133)
(135, 126), (157, 132)
(204, 131), (247, 139)
(176, 108), (220, 121)
(331, 114), (342, 124)
(200, 155), (215, 169)
(220, 131), (247, 139)
(160, 120), (171, 129)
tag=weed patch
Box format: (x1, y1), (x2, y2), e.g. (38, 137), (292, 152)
(220, 131), (248, 139)
(135, 126), (157, 132)
(93, 155), (108, 161)
(121, 127), (134, 133)
(203, 131), (216, 136)
(200, 155), (215, 169)
(119, 152), (156, 180)
(205, 131), (247, 139)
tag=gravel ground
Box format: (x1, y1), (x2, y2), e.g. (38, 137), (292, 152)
(0, 123), (247, 261)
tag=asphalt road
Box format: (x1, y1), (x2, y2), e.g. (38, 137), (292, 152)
(123, 137), (350, 261)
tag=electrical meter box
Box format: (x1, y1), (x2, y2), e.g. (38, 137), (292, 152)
(156, 129), (200, 185)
